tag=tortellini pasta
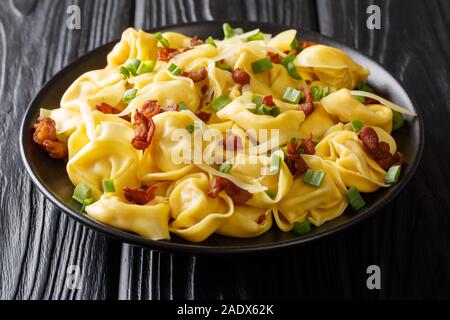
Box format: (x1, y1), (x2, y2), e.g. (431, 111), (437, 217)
(35, 26), (411, 243)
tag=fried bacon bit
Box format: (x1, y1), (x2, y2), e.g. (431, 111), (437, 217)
(131, 110), (156, 150)
(284, 139), (308, 177)
(123, 185), (157, 205)
(299, 86), (315, 117)
(300, 135), (316, 155)
(181, 67), (208, 82)
(208, 176), (252, 205)
(261, 95), (275, 107)
(96, 102), (118, 114)
(267, 51), (282, 64)
(232, 68), (251, 85)
(33, 116), (68, 159)
(141, 100), (162, 118)
(222, 134), (242, 151)
(190, 35), (203, 46)
(358, 127), (404, 170)
(299, 40), (317, 49)
(257, 214), (267, 224)
(157, 47), (179, 61)
(165, 104), (179, 112)
(195, 110), (212, 123)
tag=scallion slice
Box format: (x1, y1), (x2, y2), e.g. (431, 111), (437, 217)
(126, 58), (141, 76)
(392, 111), (404, 130)
(222, 23), (243, 38)
(269, 153), (282, 174)
(311, 86), (322, 101)
(218, 162), (232, 174)
(346, 186), (366, 211)
(281, 52), (296, 64)
(211, 95), (232, 111)
(102, 179), (116, 193)
(290, 37), (302, 52)
(284, 61), (302, 80)
(123, 88), (137, 104)
(321, 86), (331, 98)
(186, 122), (199, 133)
(205, 36), (217, 47)
(282, 87), (302, 104)
(251, 58), (273, 73)
(303, 169), (326, 187)
(265, 190), (276, 199)
(247, 32), (264, 41)
(178, 101), (188, 110)
(155, 32), (170, 48)
(271, 106), (281, 117)
(293, 219), (311, 234)
(385, 165), (401, 185)
(358, 82), (374, 93)
(72, 184), (91, 204)
(136, 60), (156, 75)
(168, 63), (182, 76)
(81, 197), (94, 213)
(119, 66), (130, 79)
(351, 120), (363, 133)
(353, 95), (366, 103)
(215, 61), (232, 72)
(252, 95), (263, 106)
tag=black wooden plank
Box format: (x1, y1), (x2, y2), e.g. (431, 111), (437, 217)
(118, 0), (321, 300)
(314, 0), (450, 298)
(0, 0), (134, 299)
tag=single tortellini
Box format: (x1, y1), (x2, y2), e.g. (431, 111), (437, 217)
(315, 126), (395, 192)
(60, 68), (126, 111)
(139, 111), (197, 182)
(167, 172), (234, 242)
(107, 28), (158, 68)
(67, 115), (140, 199)
(321, 88), (393, 133)
(275, 155), (348, 230)
(85, 194), (170, 240)
(296, 44), (369, 89)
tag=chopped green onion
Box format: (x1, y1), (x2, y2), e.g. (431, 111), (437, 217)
(251, 58), (273, 73)
(186, 122), (199, 133)
(358, 82), (374, 93)
(215, 61), (232, 72)
(351, 120), (363, 133)
(136, 60), (156, 75)
(385, 165), (401, 185)
(211, 95), (232, 111)
(303, 169), (326, 187)
(290, 37), (302, 52)
(311, 86), (323, 101)
(119, 66), (130, 79)
(321, 86), (331, 98)
(81, 197), (95, 213)
(281, 52), (296, 64)
(247, 32), (264, 41)
(284, 61), (302, 80)
(392, 111), (404, 130)
(218, 162), (232, 174)
(282, 87), (302, 104)
(102, 179), (116, 193)
(123, 88), (137, 104)
(346, 186), (366, 211)
(72, 184), (91, 204)
(353, 95), (366, 103)
(259, 104), (273, 115)
(265, 190), (277, 199)
(293, 219), (311, 235)
(222, 23), (243, 38)
(205, 36), (217, 47)
(271, 106), (281, 117)
(178, 101), (188, 111)
(168, 63), (182, 76)
(155, 32), (170, 48)
(126, 58), (141, 76)
(269, 153), (282, 174)
(252, 95), (263, 106)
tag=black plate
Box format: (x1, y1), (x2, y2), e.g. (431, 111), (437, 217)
(20, 21), (424, 254)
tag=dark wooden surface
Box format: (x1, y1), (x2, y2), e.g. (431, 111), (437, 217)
(1, 0), (449, 300)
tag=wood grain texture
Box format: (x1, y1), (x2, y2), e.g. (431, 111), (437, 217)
(0, 0), (134, 300)
(1, 0), (449, 300)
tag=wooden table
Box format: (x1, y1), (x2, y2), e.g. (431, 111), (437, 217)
(1, 0), (449, 300)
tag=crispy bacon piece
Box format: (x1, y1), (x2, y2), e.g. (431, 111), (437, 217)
(208, 176), (252, 205)
(131, 110), (156, 150)
(284, 139), (308, 177)
(232, 68), (251, 85)
(195, 110), (212, 123)
(222, 134), (242, 151)
(157, 47), (179, 62)
(123, 185), (157, 205)
(358, 126), (404, 170)
(96, 102), (118, 114)
(267, 51), (282, 64)
(299, 40), (317, 49)
(141, 100), (162, 119)
(299, 86), (315, 117)
(190, 35), (203, 46)
(261, 95), (275, 107)
(165, 104), (179, 112)
(33, 116), (68, 159)
(181, 67), (208, 82)
(300, 135), (316, 155)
